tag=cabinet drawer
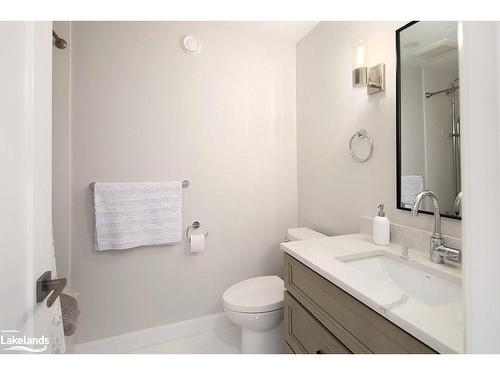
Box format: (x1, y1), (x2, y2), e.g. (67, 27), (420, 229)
(285, 291), (351, 354)
(284, 253), (436, 354)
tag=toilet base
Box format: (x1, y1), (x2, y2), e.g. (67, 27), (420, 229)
(241, 320), (284, 354)
(222, 276), (285, 354)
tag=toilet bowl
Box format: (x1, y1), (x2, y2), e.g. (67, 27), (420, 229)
(223, 228), (326, 354)
(223, 276), (284, 354)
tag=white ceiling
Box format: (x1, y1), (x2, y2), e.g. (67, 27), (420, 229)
(400, 21), (458, 68)
(214, 21), (319, 44)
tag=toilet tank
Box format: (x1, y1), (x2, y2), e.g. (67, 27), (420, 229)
(286, 227), (326, 242)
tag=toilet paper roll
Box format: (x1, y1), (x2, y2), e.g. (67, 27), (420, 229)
(190, 234), (206, 253)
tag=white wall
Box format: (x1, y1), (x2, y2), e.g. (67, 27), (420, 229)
(296, 21), (461, 238)
(460, 21), (500, 353)
(52, 21), (71, 284)
(68, 22), (297, 343)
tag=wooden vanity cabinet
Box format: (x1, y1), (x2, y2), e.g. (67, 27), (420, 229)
(283, 253), (437, 354)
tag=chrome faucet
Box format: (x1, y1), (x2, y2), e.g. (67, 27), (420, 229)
(412, 191), (461, 264)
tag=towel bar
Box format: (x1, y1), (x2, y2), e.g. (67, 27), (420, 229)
(89, 180), (190, 189)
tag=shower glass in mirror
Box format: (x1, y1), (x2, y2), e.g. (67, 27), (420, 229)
(396, 21), (461, 219)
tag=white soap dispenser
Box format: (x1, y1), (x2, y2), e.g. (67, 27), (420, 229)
(373, 204), (390, 246)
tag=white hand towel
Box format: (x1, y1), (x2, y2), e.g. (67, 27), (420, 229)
(401, 175), (424, 208)
(93, 181), (182, 251)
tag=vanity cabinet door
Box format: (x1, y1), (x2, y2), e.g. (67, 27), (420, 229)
(284, 291), (351, 354)
(285, 342), (298, 354)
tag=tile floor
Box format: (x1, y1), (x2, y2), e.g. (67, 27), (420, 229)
(130, 325), (241, 354)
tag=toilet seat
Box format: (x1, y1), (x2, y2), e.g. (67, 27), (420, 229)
(223, 276), (284, 313)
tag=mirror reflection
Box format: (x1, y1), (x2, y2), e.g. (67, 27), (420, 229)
(397, 21), (461, 219)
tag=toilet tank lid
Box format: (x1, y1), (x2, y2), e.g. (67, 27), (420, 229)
(287, 227), (326, 241)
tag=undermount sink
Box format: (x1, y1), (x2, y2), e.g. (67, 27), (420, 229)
(337, 252), (462, 307)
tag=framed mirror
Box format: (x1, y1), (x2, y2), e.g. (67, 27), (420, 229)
(396, 21), (461, 219)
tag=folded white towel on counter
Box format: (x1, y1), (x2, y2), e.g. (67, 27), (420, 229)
(401, 175), (424, 208)
(93, 181), (182, 251)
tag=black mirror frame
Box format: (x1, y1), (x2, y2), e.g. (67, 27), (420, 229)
(395, 21), (461, 220)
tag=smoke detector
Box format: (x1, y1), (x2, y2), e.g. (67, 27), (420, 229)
(182, 35), (201, 54)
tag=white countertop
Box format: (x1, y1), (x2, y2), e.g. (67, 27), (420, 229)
(281, 233), (464, 353)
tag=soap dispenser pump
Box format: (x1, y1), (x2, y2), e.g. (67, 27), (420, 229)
(373, 204), (390, 246)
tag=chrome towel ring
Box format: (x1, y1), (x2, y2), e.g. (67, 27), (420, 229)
(349, 129), (373, 163)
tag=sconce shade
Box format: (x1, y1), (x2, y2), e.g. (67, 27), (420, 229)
(351, 35), (369, 69)
(351, 35), (369, 88)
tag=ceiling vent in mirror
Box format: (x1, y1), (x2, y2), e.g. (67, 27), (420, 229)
(411, 39), (458, 60)
(402, 41), (419, 49)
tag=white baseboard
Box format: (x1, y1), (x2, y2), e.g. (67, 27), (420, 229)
(73, 313), (234, 354)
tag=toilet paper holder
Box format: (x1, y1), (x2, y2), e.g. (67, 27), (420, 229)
(186, 221), (209, 240)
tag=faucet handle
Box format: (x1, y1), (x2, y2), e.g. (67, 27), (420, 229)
(436, 245), (461, 263)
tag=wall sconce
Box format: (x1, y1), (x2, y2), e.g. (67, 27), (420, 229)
(351, 35), (385, 95)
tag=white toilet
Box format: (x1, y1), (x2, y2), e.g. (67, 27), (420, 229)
(222, 227), (326, 354)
